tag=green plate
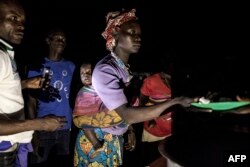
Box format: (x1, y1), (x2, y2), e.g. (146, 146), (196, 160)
(191, 101), (250, 111)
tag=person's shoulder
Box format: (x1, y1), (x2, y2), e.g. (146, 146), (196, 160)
(93, 55), (118, 79)
(0, 49), (6, 56)
(96, 54), (111, 63)
(0, 50), (7, 65)
(62, 59), (74, 65)
(68, 60), (75, 67)
(96, 54), (117, 68)
(0, 43), (8, 55)
(95, 55), (117, 73)
(62, 59), (75, 69)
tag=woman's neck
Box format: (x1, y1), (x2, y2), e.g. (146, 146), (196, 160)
(113, 49), (129, 64)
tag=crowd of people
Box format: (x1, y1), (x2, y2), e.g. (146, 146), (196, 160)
(1, 0), (249, 167)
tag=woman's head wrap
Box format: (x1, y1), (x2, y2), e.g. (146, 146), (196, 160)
(102, 9), (137, 51)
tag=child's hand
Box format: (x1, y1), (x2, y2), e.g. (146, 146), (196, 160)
(91, 142), (105, 158)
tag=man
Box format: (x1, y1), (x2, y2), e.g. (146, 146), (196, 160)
(27, 29), (75, 166)
(0, 0), (66, 166)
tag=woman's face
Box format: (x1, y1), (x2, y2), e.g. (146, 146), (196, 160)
(80, 64), (92, 86)
(116, 21), (141, 54)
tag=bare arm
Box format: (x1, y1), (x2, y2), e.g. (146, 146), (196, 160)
(0, 116), (67, 136)
(73, 97), (195, 128)
(73, 109), (123, 128)
(84, 129), (102, 150)
(27, 94), (37, 119)
(116, 96), (195, 124)
(21, 77), (42, 89)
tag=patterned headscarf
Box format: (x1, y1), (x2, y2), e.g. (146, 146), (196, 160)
(102, 9), (137, 51)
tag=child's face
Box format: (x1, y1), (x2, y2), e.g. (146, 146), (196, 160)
(80, 64), (92, 86)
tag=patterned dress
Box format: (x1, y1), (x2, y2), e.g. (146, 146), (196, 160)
(73, 86), (125, 167)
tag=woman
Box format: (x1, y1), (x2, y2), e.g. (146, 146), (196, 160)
(73, 9), (195, 166)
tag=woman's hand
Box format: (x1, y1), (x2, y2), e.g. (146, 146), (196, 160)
(125, 126), (136, 151)
(174, 96), (198, 107)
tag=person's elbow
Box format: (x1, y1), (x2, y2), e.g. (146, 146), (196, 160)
(115, 104), (135, 124)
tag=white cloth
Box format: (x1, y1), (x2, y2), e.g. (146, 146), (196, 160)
(142, 129), (167, 142)
(0, 40), (33, 144)
(0, 131), (34, 145)
(0, 49), (23, 115)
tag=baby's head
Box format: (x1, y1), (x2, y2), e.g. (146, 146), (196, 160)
(80, 63), (92, 86)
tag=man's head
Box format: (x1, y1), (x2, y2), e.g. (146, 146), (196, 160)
(0, 0), (25, 44)
(46, 29), (66, 54)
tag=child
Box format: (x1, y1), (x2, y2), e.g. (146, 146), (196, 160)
(73, 63), (103, 166)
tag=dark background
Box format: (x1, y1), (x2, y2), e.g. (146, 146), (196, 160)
(13, 1), (249, 166)
(16, 0), (249, 97)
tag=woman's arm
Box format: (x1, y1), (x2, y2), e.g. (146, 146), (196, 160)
(115, 96), (194, 124)
(73, 96), (194, 128)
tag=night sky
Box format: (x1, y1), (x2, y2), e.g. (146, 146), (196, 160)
(16, 0), (249, 97)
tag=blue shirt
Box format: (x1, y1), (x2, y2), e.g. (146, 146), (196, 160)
(28, 57), (75, 130)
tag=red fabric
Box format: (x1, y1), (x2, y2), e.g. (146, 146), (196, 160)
(144, 112), (172, 137)
(141, 73), (172, 137)
(140, 73), (171, 100)
(73, 87), (107, 116)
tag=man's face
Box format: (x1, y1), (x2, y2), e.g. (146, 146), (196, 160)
(0, 2), (25, 44)
(48, 32), (66, 54)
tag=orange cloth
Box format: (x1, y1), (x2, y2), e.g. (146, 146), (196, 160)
(102, 9), (137, 51)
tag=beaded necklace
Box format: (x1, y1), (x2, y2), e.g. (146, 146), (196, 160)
(111, 52), (133, 82)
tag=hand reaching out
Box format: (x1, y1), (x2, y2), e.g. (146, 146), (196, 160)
(39, 115), (67, 131)
(22, 76), (51, 90)
(174, 96), (198, 107)
(22, 77), (42, 89)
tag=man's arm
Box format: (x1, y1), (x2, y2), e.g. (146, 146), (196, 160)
(0, 116), (67, 136)
(21, 77), (42, 89)
(27, 94), (37, 119)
